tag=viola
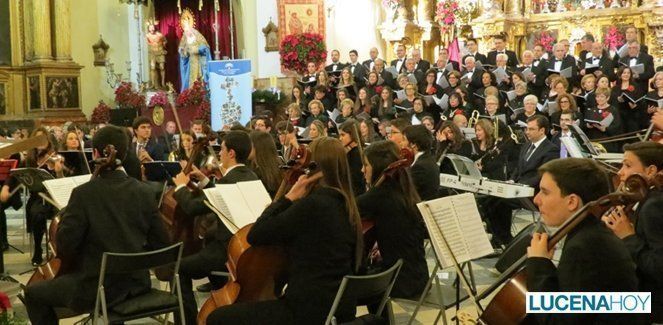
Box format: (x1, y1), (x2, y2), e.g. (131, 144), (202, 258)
(478, 174), (649, 324)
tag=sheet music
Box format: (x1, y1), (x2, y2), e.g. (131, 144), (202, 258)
(560, 67), (572, 79)
(42, 175), (91, 209)
(395, 89), (406, 100)
(407, 74), (418, 84)
(204, 180), (271, 233)
(437, 75), (450, 89)
(630, 63), (645, 75)
(617, 44), (628, 58)
(493, 67), (509, 83)
(418, 193), (493, 268)
(521, 68), (534, 81)
(385, 66), (399, 78)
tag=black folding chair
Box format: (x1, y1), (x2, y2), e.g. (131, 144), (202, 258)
(325, 259), (403, 325)
(92, 242), (184, 325)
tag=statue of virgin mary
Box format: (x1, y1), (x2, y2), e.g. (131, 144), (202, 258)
(178, 20), (212, 91)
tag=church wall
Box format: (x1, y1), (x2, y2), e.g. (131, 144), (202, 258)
(71, 0), (131, 116)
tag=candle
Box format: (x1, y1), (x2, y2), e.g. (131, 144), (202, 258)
(270, 76), (277, 88)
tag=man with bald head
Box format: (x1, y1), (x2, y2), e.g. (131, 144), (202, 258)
(544, 42), (577, 84)
(374, 58), (396, 88)
(411, 48), (430, 74)
(362, 47), (380, 72)
(403, 58), (424, 84)
(618, 40), (655, 99)
(462, 56), (483, 95)
(518, 50), (545, 97)
(581, 42), (615, 81)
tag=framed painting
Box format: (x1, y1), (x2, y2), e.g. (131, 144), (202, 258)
(45, 76), (79, 109)
(278, 0), (325, 41)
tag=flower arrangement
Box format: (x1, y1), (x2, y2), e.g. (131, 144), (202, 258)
(436, 0), (459, 26)
(382, 0), (402, 10)
(114, 81), (146, 111)
(535, 31), (556, 52)
(603, 26), (625, 51)
(148, 91), (171, 109)
(279, 33), (327, 74)
(176, 80), (211, 124)
(90, 100), (111, 124)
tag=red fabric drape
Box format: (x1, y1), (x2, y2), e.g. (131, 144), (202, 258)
(155, 0), (237, 91)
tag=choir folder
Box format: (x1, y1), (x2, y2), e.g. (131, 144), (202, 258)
(417, 193), (493, 268)
(203, 180), (271, 233)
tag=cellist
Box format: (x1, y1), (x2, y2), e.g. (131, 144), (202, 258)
(23, 125), (168, 325)
(602, 142), (663, 323)
(526, 158), (642, 324)
(206, 137), (361, 325)
(171, 130), (259, 325)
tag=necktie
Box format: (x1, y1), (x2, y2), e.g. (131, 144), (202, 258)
(525, 143), (536, 161)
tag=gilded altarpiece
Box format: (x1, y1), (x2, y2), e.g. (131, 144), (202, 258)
(0, 0), (85, 126)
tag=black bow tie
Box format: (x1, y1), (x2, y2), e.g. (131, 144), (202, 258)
(498, 51), (505, 54)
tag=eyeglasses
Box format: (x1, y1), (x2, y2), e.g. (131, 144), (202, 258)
(560, 100), (570, 104)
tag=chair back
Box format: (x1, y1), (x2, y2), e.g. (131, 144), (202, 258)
(98, 242), (183, 286)
(325, 259), (403, 325)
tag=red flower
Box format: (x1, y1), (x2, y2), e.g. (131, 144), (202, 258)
(279, 33), (327, 74)
(627, 85), (635, 92)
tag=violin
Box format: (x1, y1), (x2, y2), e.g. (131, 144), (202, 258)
(478, 174), (649, 324)
(274, 144), (312, 199)
(27, 145), (119, 285)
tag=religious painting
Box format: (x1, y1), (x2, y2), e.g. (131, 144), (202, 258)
(262, 20), (279, 52)
(278, 0), (325, 40)
(0, 83), (6, 115)
(28, 76), (41, 110)
(45, 77), (79, 109)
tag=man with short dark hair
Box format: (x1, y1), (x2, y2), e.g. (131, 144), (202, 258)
(347, 49), (366, 88)
(403, 125), (439, 201)
(24, 126), (169, 324)
(513, 115), (559, 188)
(313, 85), (333, 112)
(462, 38), (487, 65)
(486, 35), (518, 69)
(527, 158), (641, 324)
(171, 130), (258, 324)
(391, 44), (408, 73)
(325, 49), (345, 86)
(132, 116), (168, 162)
(578, 33), (595, 61)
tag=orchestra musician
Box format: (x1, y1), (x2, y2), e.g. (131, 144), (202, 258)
(171, 130), (259, 325)
(601, 142), (663, 323)
(276, 121), (301, 162)
(338, 120), (366, 197)
(357, 140), (428, 300)
(24, 125), (169, 325)
(402, 125), (439, 201)
(248, 130), (283, 199)
(206, 137), (361, 324)
(527, 158), (642, 324)
(131, 116), (168, 163)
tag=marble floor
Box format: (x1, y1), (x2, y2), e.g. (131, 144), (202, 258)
(0, 197), (536, 324)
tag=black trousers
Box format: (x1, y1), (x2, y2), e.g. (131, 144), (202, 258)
(24, 274), (88, 325)
(478, 196), (519, 246)
(207, 299), (295, 325)
(177, 239), (228, 325)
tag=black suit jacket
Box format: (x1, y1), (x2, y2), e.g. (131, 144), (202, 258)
(618, 53), (655, 91)
(410, 152), (440, 201)
(347, 62), (366, 87)
(582, 55), (616, 81)
(325, 62), (346, 73)
(487, 50), (519, 69)
(390, 57), (407, 73)
(415, 60), (431, 74)
(133, 138), (169, 161)
(462, 53), (488, 65)
(377, 69), (396, 89)
(545, 56), (578, 86)
(624, 190), (663, 322)
(527, 217), (641, 325)
(512, 138), (559, 189)
(57, 170), (169, 309)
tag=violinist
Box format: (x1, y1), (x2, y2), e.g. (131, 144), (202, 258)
(168, 130), (195, 162)
(206, 137), (361, 324)
(527, 158), (641, 324)
(25, 128), (67, 265)
(276, 121), (301, 162)
(24, 125), (169, 325)
(132, 116), (168, 162)
(357, 140), (428, 300)
(171, 130), (259, 324)
(602, 142), (663, 323)
(338, 120), (366, 196)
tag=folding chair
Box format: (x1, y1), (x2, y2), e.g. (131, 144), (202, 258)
(92, 242), (185, 325)
(325, 259), (403, 325)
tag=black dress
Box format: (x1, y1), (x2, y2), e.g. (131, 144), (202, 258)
(207, 187), (357, 325)
(346, 146), (366, 197)
(357, 183), (428, 299)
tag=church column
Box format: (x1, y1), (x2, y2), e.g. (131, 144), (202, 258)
(53, 0), (72, 61)
(31, 0), (52, 62)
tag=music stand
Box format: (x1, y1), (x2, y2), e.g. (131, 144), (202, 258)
(568, 124), (599, 156)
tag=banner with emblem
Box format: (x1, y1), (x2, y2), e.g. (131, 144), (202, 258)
(208, 60), (252, 131)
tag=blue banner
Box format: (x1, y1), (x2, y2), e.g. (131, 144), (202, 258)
(208, 59), (252, 131)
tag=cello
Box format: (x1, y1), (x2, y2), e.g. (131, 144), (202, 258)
(478, 173), (649, 324)
(196, 146), (317, 324)
(27, 145), (119, 285)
